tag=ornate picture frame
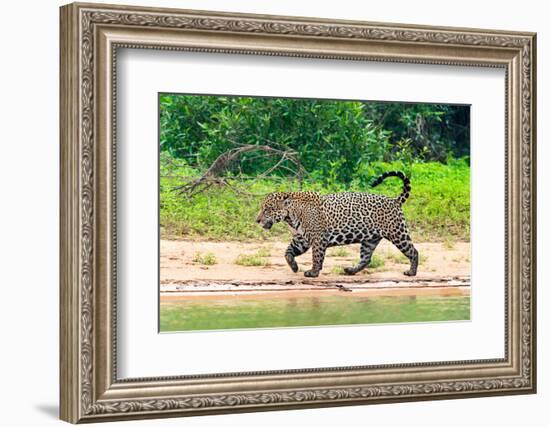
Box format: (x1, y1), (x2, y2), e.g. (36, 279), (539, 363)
(60, 2), (536, 423)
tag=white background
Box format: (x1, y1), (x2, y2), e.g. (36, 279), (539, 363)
(0, 0), (546, 426)
(118, 50), (504, 377)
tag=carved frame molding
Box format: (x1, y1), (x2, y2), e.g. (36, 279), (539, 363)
(60, 2), (536, 423)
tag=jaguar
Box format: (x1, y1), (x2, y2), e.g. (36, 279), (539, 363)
(255, 171), (419, 278)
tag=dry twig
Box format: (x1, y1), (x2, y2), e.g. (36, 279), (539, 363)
(172, 143), (305, 197)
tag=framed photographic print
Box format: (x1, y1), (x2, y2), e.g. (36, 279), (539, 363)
(60, 2), (537, 423)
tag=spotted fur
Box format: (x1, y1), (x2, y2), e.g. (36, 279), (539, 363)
(256, 171), (418, 278)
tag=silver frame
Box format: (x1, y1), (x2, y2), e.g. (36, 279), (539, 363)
(60, 2), (536, 423)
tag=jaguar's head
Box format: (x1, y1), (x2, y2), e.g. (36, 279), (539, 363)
(256, 192), (291, 230)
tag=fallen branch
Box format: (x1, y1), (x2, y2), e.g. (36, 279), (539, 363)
(172, 143), (305, 197)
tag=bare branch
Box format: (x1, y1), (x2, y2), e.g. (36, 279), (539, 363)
(170, 142), (305, 197)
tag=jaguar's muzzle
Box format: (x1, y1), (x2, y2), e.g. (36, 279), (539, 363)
(261, 220), (273, 230)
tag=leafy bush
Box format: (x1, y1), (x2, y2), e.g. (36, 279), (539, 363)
(159, 94), (469, 185)
(362, 102), (470, 162)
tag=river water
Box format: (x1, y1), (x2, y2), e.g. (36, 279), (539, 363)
(160, 293), (470, 332)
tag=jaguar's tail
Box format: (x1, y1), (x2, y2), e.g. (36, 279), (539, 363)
(370, 171), (411, 204)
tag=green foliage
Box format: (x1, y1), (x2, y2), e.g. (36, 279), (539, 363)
(368, 254), (385, 269)
(160, 158), (470, 242)
(160, 94), (469, 185)
(384, 251), (428, 265)
(235, 252), (271, 267)
(192, 252), (217, 265)
(159, 94), (470, 242)
(330, 266), (345, 275)
(362, 102), (470, 162)
(326, 247), (351, 257)
(383, 252), (408, 264)
(255, 247), (272, 258)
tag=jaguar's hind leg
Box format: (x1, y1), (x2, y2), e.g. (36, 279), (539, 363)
(285, 235), (310, 273)
(389, 234), (418, 276)
(344, 236), (382, 275)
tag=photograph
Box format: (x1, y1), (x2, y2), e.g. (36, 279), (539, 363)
(158, 94), (471, 332)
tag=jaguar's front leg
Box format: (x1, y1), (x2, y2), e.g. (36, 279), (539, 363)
(285, 235), (310, 273)
(304, 238), (327, 278)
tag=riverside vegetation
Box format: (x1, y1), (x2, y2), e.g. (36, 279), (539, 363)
(159, 94), (470, 244)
